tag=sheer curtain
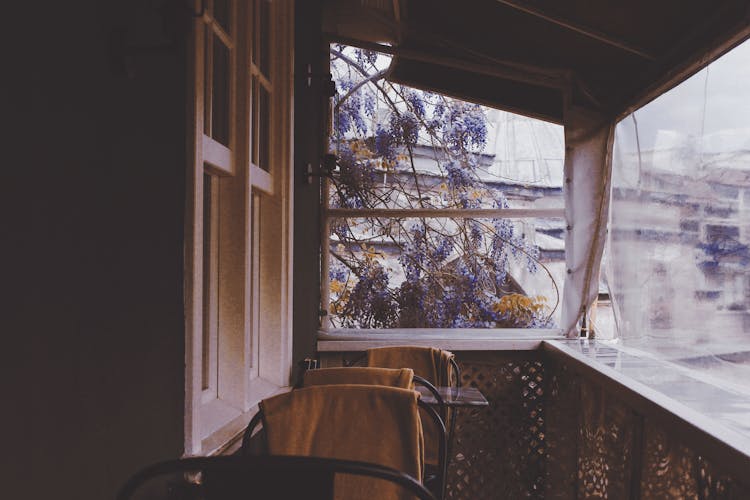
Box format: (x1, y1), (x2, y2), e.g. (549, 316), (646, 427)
(606, 40), (750, 394)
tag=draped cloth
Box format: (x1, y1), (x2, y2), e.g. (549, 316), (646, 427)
(366, 346), (454, 466)
(561, 106), (615, 337)
(366, 346), (454, 387)
(261, 385), (424, 500)
(303, 366), (414, 389)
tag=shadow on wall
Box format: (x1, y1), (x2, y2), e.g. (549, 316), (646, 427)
(6, 1), (187, 498)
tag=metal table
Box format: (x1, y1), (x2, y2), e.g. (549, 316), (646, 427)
(415, 385), (489, 407)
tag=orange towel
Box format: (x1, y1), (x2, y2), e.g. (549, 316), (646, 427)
(366, 346), (454, 466)
(261, 384), (424, 500)
(366, 346), (454, 387)
(303, 367), (414, 389)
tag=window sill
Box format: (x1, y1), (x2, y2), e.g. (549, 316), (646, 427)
(197, 381), (290, 456)
(316, 328), (564, 352)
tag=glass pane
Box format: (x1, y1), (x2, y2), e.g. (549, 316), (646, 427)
(201, 174), (213, 391)
(203, 32), (211, 136)
(213, 0), (231, 34)
(259, 0), (271, 77)
(328, 217), (564, 328)
(250, 192), (260, 368)
(211, 35), (230, 146)
(251, 77), (258, 164)
(329, 45), (564, 211)
(258, 84), (270, 171)
(607, 40), (750, 388)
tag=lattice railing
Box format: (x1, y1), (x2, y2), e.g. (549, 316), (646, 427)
(319, 347), (749, 499)
(446, 352), (547, 499)
(445, 351), (750, 500)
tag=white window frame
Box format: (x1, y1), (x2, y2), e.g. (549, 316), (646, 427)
(185, 0), (294, 456)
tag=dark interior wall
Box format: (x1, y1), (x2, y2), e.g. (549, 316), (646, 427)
(5, 1), (186, 498)
(292, 0), (327, 379)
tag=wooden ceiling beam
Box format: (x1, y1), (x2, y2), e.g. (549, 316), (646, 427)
(326, 34), (570, 89)
(495, 0), (657, 61)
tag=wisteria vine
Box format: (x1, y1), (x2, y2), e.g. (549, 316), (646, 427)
(327, 45), (557, 329)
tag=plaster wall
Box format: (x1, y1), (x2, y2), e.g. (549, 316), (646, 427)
(5, 2), (187, 497)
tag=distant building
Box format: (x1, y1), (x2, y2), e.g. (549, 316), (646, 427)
(610, 127), (750, 344)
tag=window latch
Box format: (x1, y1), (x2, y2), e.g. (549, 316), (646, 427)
(306, 154), (338, 184)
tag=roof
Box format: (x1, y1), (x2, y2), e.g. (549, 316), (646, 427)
(323, 0), (750, 123)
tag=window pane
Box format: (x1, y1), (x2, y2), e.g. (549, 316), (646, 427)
(211, 35), (230, 146)
(251, 77), (271, 171)
(257, 0), (271, 78)
(250, 192), (261, 369)
(213, 0), (231, 35)
(607, 40), (750, 389)
(251, 77), (258, 165)
(202, 174), (214, 391)
(258, 84), (270, 171)
(326, 44), (565, 331)
(328, 217), (564, 328)
(329, 45), (564, 211)
(203, 32), (211, 137)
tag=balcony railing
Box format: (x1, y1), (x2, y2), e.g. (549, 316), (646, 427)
(317, 332), (750, 499)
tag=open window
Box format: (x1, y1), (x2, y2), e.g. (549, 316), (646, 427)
(185, 0), (294, 455)
(322, 45), (566, 332)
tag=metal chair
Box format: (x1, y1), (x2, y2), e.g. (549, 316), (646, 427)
(241, 384), (447, 500)
(344, 348), (462, 421)
(300, 366), (448, 430)
(295, 366), (448, 499)
(117, 455), (436, 500)
(360, 346), (460, 499)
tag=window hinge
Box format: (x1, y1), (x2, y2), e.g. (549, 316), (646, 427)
(306, 64), (336, 96)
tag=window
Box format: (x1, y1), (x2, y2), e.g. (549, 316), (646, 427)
(202, 173), (219, 402)
(185, 0), (293, 455)
(324, 45), (565, 331)
(606, 38), (750, 399)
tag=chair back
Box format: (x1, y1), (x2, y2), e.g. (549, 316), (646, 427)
(117, 455), (436, 500)
(298, 366), (447, 499)
(366, 346), (456, 387)
(303, 366), (414, 388)
(241, 384), (441, 500)
(365, 346), (456, 499)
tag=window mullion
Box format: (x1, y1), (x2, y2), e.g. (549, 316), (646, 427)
(325, 208), (565, 219)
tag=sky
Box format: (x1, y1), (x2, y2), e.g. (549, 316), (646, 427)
(629, 38), (750, 151)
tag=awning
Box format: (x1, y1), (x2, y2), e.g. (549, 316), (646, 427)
(321, 0), (750, 336)
(324, 0), (750, 122)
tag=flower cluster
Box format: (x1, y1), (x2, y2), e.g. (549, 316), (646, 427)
(492, 294), (551, 327)
(336, 250), (398, 328)
(441, 102), (487, 153)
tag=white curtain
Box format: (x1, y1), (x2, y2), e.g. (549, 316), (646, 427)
(606, 40), (750, 397)
(562, 106), (614, 337)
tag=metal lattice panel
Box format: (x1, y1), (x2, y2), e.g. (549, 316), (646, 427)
(575, 378), (636, 499)
(696, 455), (750, 500)
(640, 423), (699, 498)
(321, 350), (750, 499)
(543, 358), (578, 500)
(446, 352), (547, 500)
(639, 424), (750, 500)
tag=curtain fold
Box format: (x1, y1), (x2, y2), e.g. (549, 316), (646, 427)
(561, 106), (615, 337)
